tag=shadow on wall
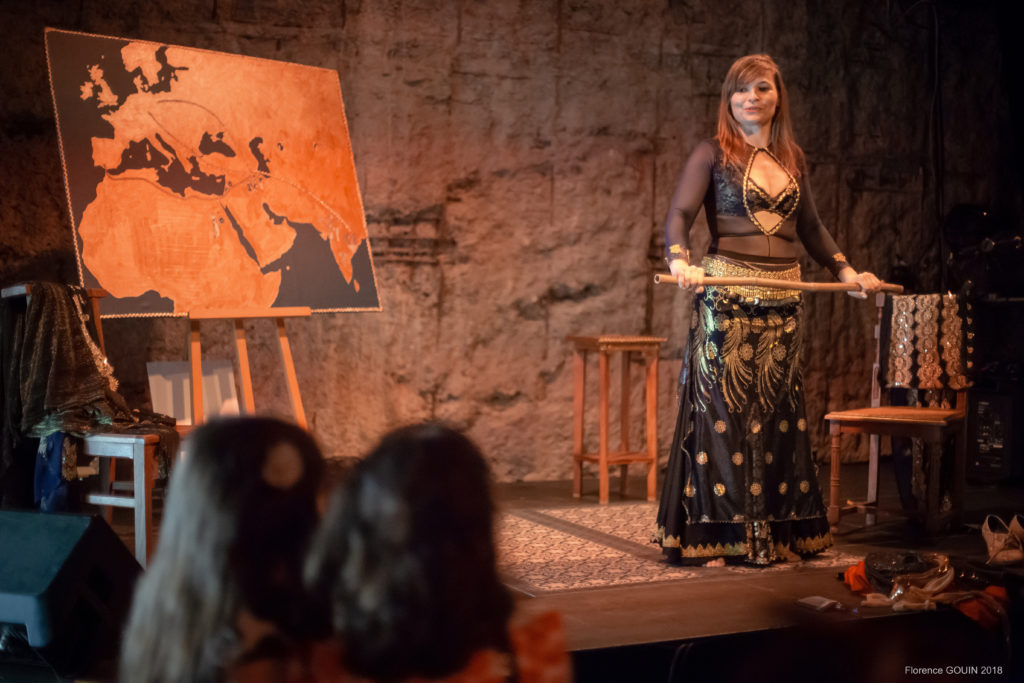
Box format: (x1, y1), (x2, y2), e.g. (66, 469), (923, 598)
(0, 249), (78, 290)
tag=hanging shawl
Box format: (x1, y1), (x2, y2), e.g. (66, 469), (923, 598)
(1, 282), (133, 482)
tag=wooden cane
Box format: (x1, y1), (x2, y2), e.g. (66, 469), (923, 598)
(653, 274), (904, 294)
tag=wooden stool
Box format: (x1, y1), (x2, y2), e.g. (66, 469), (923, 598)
(566, 335), (666, 504)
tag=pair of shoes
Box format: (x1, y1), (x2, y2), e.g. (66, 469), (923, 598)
(981, 514), (1024, 565)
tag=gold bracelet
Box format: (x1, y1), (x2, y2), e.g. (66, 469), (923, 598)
(668, 244), (690, 262)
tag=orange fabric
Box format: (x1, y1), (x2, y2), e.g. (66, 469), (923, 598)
(842, 561), (872, 595)
(308, 610), (570, 683)
(954, 586), (1009, 630)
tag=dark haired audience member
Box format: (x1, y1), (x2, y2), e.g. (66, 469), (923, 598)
(119, 416), (328, 683)
(305, 423), (570, 683)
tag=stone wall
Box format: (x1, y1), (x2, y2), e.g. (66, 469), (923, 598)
(1, 0), (1015, 479)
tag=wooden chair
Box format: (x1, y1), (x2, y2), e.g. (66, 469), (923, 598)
(1, 284), (164, 565)
(566, 335), (666, 504)
(824, 292), (969, 535)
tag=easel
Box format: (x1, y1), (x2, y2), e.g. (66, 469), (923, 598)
(186, 307), (311, 428)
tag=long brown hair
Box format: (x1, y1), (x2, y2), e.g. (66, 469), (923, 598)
(119, 417), (325, 683)
(305, 423), (514, 681)
(716, 54), (804, 177)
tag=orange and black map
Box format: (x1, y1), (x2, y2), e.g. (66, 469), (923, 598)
(45, 28), (378, 316)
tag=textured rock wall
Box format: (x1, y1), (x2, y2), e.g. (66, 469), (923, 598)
(1, 1), (1015, 478)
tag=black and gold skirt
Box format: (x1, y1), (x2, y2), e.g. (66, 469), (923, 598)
(654, 255), (832, 565)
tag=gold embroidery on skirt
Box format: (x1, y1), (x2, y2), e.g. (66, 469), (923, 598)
(754, 309), (785, 412)
(719, 301), (752, 413)
(692, 259), (805, 415)
(745, 520), (777, 564)
(693, 300), (717, 413)
(792, 531), (833, 554)
(676, 540), (748, 557)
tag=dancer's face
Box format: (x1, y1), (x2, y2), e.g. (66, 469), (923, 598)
(730, 74), (778, 130)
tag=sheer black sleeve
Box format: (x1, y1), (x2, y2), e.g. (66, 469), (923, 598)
(664, 140), (715, 263)
(794, 165), (852, 279)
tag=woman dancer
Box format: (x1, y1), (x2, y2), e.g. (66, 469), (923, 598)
(654, 54), (881, 566)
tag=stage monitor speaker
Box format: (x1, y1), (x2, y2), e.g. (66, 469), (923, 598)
(967, 390), (1024, 483)
(0, 510), (142, 678)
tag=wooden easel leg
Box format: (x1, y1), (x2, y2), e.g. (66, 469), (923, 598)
(599, 352), (610, 505)
(276, 318), (307, 428)
(234, 319), (256, 414)
(619, 352), (630, 499)
(572, 350), (585, 499)
(189, 319), (204, 426)
(645, 351), (658, 501)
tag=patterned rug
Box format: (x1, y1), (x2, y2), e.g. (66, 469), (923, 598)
(497, 502), (861, 595)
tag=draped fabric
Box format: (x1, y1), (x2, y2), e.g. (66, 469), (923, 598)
(1, 282), (178, 503)
(1, 282), (121, 486)
(654, 257), (832, 565)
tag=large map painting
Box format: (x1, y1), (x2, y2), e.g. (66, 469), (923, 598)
(45, 28), (379, 316)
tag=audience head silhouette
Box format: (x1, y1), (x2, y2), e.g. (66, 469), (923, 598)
(120, 416), (325, 683)
(306, 422), (514, 681)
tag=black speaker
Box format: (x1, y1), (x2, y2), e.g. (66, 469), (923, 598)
(0, 511), (142, 679)
(967, 390), (1024, 483)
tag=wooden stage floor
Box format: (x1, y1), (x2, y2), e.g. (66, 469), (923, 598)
(498, 461), (1024, 682)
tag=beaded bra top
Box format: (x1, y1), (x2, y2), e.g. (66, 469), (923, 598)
(711, 146), (800, 239)
(665, 139), (851, 277)
(741, 148), (800, 235)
